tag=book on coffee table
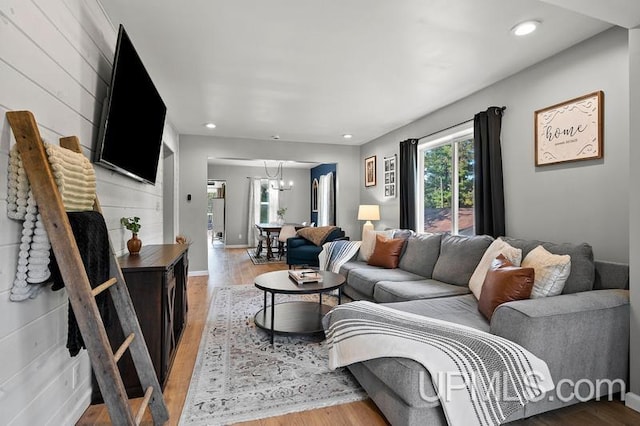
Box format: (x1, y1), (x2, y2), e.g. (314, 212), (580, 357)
(288, 269), (323, 285)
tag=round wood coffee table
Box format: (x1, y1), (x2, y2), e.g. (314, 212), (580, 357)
(254, 270), (346, 344)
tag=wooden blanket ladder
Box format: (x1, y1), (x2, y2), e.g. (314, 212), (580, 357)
(6, 111), (169, 425)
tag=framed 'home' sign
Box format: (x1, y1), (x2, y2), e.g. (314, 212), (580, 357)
(534, 91), (603, 166)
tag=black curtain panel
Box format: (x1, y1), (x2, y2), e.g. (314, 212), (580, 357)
(474, 107), (506, 238)
(399, 138), (419, 231)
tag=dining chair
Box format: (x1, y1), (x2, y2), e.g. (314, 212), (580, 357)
(277, 225), (298, 260)
(255, 224), (268, 257)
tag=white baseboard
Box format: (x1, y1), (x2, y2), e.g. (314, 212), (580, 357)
(189, 270), (209, 277)
(626, 392), (640, 413)
(224, 244), (250, 248)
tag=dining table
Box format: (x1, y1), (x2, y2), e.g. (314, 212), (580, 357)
(255, 223), (306, 260)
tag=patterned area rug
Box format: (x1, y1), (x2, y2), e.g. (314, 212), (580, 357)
(246, 248), (286, 264)
(179, 285), (366, 425)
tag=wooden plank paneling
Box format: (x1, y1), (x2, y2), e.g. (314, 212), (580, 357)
(0, 305), (66, 384)
(0, 287), (67, 339)
(0, 0), (174, 422)
(4, 347), (91, 425)
(32, 0), (114, 79)
(0, 244), (20, 293)
(0, 0), (109, 94)
(0, 59), (98, 145)
(0, 2), (106, 122)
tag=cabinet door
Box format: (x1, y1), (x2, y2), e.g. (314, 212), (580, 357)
(162, 266), (177, 383)
(173, 257), (188, 342)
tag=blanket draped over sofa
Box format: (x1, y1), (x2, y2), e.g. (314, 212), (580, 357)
(318, 240), (361, 273)
(324, 301), (554, 426)
(296, 225), (339, 246)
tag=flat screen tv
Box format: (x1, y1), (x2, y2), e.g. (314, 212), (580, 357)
(95, 25), (166, 185)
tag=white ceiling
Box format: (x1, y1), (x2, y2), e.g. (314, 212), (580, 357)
(99, 0), (628, 146)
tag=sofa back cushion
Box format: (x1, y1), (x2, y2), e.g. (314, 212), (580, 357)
(432, 234), (494, 286)
(501, 237), (595, 294)
(398, 233), (442, 278)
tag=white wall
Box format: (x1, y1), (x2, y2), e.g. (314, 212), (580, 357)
(207, 164), (311, 246)
(180, 136), (360, 272)
(628, 27), (640, 401)
(0, 1), (172, 423)
(360, 27), (630, 263)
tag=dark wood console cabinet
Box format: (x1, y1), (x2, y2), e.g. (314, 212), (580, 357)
(91, 244), (189, 403)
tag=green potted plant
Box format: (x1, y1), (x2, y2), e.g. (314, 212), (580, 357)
(121, 216), (142, 254)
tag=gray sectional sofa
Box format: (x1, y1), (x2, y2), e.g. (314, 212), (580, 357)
(334, 232), (630, 425)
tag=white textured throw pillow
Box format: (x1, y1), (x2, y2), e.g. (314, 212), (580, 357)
(469, 238), (522, 299)
(521, 245), (571, 298)
(358, 229), (393, 261)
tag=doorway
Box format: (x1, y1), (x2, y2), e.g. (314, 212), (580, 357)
(162, 145), (176, 244)
(207, 180), (226, 247)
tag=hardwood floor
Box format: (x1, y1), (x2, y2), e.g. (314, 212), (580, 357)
(77, 247), (640, 425)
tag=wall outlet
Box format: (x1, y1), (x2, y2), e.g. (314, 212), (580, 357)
(238, 234), (242, 239)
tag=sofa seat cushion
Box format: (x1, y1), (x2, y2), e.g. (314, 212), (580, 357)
(398, 233), (442, 278)
(501, 237), (594, 294)
(348, 268), (425, 298)
(374, 279), (471, 303)
(382, 294), (490, 331)
(432, 234), (494, 286)
(339, 260), (381, 279)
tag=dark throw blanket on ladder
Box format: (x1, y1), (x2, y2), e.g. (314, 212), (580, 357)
(50, 211), (111, 356)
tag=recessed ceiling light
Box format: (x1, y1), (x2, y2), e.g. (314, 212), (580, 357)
(271, 135), (280, 140)
(511, 20), (540, 36)
(343, 134), (353, 139)
(204, 122), (216, 129)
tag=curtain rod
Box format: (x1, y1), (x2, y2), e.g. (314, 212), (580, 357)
(417, 106), (506, 141)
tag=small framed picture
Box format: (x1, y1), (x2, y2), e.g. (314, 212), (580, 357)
(383, 154), (397, 198)
(365, 155), (377, 187)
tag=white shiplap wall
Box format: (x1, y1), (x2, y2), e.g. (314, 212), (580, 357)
(0, 1), (174, 424)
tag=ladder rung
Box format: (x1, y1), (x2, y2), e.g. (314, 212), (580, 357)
(92, 277), (117, 297)
(135, 386), (154, 426)
(114, 333), (135, 363)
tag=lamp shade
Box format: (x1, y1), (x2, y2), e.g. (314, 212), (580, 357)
(358, 204), (380, 221)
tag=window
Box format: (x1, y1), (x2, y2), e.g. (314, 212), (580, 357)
(418, 125), (474, 235)
(255, 179), (279, 223)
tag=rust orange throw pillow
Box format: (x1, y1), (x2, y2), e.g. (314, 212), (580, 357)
(478, 254), (535, 321)
(367, 234), (406, 269)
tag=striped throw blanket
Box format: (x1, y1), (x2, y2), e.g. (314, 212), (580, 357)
(318, 240), (361, 273)
(324, 301), (554, 426)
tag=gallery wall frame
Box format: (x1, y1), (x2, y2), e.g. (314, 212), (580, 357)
(534, 91), (603, 166)
(365, 155), (376, 187)
(383, 154), (396, 198)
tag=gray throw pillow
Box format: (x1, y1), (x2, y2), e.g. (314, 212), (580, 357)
(432, 234), (494, 286)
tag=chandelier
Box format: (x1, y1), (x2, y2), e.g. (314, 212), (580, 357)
(264, 161), (294, 191)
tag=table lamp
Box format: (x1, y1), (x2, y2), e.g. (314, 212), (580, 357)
(358, 204), (380, 236)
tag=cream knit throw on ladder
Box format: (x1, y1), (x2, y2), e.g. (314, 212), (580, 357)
(7, 142), (96, 301)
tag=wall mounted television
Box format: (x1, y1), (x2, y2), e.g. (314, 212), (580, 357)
(95, 24), (166, 185)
